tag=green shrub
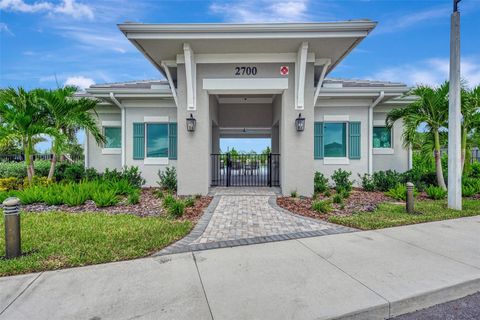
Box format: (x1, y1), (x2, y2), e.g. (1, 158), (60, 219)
(92, 189), (119, 207)
(338, 188), (351, 199)
(469, 162), (480, 179)
(314, 172), (329, 194)
(311, 200), (332, 213)
(184, 197), (195, 208)
(127, 189), (140, 205)
(290, 190), (298, 198)
(118, 166), (145, 188)
(385, 184), (417, 201)
(324, 189), (331, 197)
(163, 193), (176, 208)
(401, 169), (436, 191)
(18, 186), (45, 205)
(157, 167), (177, 192)
(85, 167), (100, 181)
(43, 185), (64, 205)
(331, 169), (353, 192)
(462, 185), (476, 197)
(62, 163), (85, 182)
(62, 184), (89, 206)
(463, 177), (480, 194)
(23, 176), (53, 189)
(332, 193), (343, 204)
(0, 177), (22, 191)
(372, 170), (401, 192)
(425, 185), (447, 200)
(108, 179), (134, 196)
(358, 174), (375, 192)
(168, 200), (186, 218)
(0, 160), (50, 179)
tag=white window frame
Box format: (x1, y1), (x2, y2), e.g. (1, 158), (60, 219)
(144, 119), (169, 165)
(373, 120), (394, 155)
(101, 121), (121, 155)
(322, 119), (350, 165)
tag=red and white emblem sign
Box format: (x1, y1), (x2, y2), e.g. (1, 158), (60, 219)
(280, 66), (289, 76)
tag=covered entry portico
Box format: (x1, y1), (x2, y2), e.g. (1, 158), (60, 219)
(119, 21), (377, 195)
(210, 93), (281, 187)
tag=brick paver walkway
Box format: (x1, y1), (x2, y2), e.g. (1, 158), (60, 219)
(156, 187), (355, 256)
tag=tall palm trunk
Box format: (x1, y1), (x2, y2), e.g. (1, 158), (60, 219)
(433, 130), (447, 190)
(461, 126), (467, 173)
(48, 139), (58, 180)
(24, 137), (34, 183)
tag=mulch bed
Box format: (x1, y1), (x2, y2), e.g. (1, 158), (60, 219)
(23, 188), (213, 221)
(277, 189), (395, 221)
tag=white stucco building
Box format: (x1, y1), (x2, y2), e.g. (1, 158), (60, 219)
(82, 21), (413, 196)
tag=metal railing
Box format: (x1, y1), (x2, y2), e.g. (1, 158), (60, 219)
(211, 153), (280, 187)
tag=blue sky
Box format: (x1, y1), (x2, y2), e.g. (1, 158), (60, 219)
(1, 0), (480, 152)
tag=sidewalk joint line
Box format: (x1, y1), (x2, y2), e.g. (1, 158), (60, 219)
(0, 272), (43, 316)
(192, 252), (215, 320)
(295, 239), (392, 317)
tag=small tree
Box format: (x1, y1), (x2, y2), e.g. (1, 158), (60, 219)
(387, 83), (449, 190)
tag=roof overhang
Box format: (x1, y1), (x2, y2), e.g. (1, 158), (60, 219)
(118, 21), (377, 78)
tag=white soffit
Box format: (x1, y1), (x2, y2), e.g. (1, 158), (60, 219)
(203, 78), (288, 94)
(118, 21), (377, 75)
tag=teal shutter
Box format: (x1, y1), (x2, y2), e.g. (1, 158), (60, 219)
(314, 122), (324, 159)
(349, 122), (361, 159)
(169, 123), (177, 160)
(133, 123), (145, 160)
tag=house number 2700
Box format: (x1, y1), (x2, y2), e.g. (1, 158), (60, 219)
(234, 66), (257, 76)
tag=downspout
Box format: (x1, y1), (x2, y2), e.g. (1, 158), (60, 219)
(109, 92), (126, 168)
(84, 130), (89, 168)
(368, 91), (385, 175)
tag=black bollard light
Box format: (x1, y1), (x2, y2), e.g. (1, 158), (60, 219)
(3, 197), (21, 259)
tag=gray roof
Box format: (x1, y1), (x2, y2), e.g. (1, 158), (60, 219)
(89, 79), (169, 89)
(87, 78), (406, 90)
(323, 78), (407, 88)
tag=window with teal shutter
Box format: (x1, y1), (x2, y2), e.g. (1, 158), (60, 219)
(349, 122), (361, 159)
(133, 123), (145, 159)
(314, 122), (324, 159)
(169, 123), (177, 160)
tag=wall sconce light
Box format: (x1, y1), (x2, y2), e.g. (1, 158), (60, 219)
(295, 113), (305, 132)
(186, 113), (196, 132)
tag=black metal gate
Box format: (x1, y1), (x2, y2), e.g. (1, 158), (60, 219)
(211, 153), (280, 187)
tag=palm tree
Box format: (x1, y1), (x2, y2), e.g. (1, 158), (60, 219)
(38, 86), (105, 180)
(387, 83), (449, 190)
(461, 85), (480, 171)
(0, 87), (52, 181)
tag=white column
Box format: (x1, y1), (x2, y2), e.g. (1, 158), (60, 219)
(295, 42), (308, 110)
(448, 9), (462, 210)
(121, 106), (126, 168)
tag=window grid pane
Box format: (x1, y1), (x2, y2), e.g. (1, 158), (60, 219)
(373, 127), (392, 148)
(104, 127), (121, 148)
(146, 124), (169, 158)
(324, 123), (346, 157)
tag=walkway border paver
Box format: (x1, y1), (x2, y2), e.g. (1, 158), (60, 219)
(155, 194), (356, 256)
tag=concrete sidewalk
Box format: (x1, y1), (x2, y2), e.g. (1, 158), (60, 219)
(1, 216), (480, 320)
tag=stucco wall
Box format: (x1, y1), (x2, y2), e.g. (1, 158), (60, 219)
(314, 106), (369, 185)
(86, 107), (122, 172)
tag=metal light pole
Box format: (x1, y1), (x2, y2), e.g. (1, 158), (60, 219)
(448, 0), (462, 210)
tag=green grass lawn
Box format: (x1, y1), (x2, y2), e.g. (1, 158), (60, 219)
(328, 199), (480, 230)
(0, 211), (192, 276)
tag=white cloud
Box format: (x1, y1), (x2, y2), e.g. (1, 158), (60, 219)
(0, 22), (14, 35)
(210, 0), (312, 23)
(370, 57), (480, 88)
(0, 0), (52, 12)
(55, 26), (131, 53)
(64, 76), (95, 90)
(0, 0), (94, 20)
(53, 0), (93, 20)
